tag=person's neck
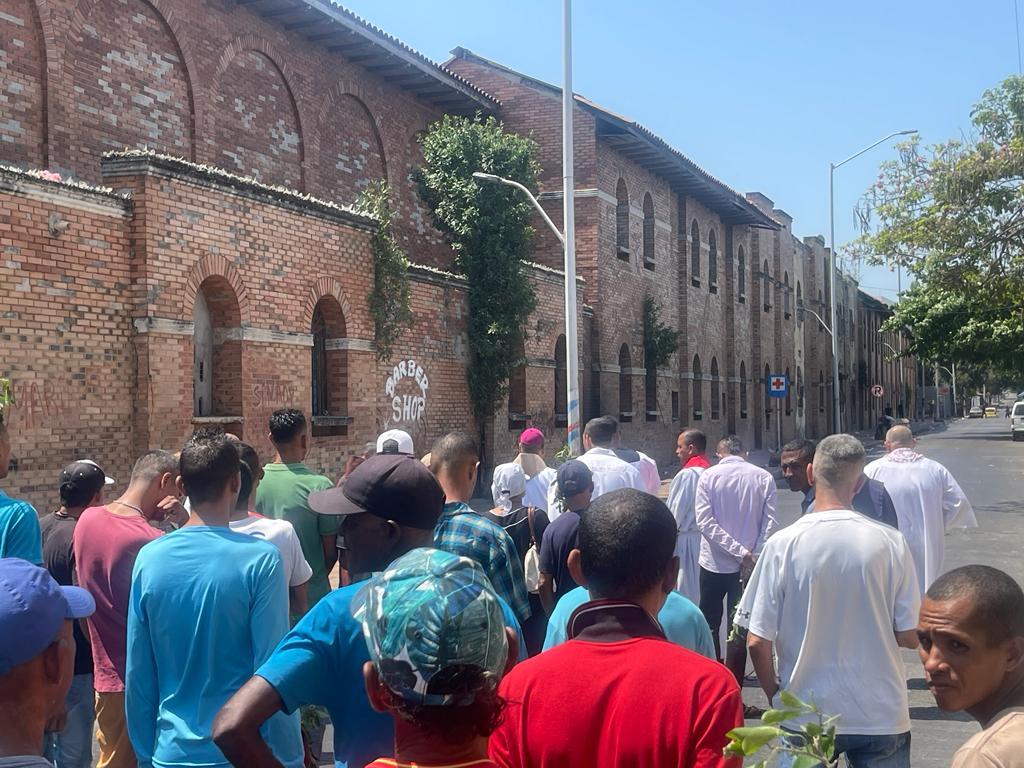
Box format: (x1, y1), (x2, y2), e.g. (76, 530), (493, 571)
(0, 694), (45, 757)
(592, 585), (665, 619)
(186, 501), (232, 528)
(391, 717), (490, 765)
(273, 446), (305, 465)
(809, 486), (852, 513)
(438, 475), (471, 504)
(109, 484), (151, 519)
(58, 505), (88, 520)
(969, 674), (1024, 726)
(229, 506), (249, 522)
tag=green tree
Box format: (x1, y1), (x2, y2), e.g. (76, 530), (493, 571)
(642, 296), (679, 370)
(355, 181), (413, 362)
(852, 75), (1024, 373)
(415, 114), (541, 452)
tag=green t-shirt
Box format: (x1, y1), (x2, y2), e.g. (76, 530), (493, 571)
(254, 463), (337, 607)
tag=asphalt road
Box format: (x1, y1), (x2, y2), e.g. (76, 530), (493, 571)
(741, 414), (1024, 767)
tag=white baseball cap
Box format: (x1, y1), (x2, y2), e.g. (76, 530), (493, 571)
(490, 462), (527, 507)
(376, 429), (414, 456)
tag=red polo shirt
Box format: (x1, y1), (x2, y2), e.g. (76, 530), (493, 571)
(489, 600), (742, 768)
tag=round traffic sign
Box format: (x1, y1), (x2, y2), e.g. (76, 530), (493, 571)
(871, 384), (885, 398)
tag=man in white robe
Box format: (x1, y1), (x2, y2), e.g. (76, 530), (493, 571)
(864, 425), (977, 592)
(665, 428), (710, 604)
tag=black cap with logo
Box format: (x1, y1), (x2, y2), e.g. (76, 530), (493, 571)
(59, 461), (109, 507)
(309, 453), (444, 530)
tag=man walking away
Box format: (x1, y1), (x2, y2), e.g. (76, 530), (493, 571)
(0, 558), (95, 767)
(0, 415), (44, 564)
(482, 462), (549, 655)
(255, 409), (337, 608)
(512, 428), (557, 514)
(74, 450), (179, 768)
(546, 417), (644, 514)
(537, 460), (592, 615)
(358, 549), (516, 768)
(781, 438), (898, 528)
(695, 435), (777, 662)
(917, 565), (1024, 768)
(864, 425), (976, 592)
(489, 489), (742, 768)
(229, 442), (312, 619)
(126, 429), (303, 768)
(666, 429), (711, 604)
(213, 454), (525, 768)
(431, 433), (531, 625)
(40, 461), (109, 768)
(740, 434), (920, 768)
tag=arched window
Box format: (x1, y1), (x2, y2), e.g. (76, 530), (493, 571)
(764, 363), (772, 431)
(797, 366), (804, 415)
(642, 193), (655, 270)
(818, 370), (825, 413)
(616, 179), (629, 259)
(785, 366), (792, 415)
(690, 221), (701, 287)
(554, 335), (567, 425)
(310, 295), (349, 435)
(508, 341), (527, 430)
(737, 246), (746, 303)
(710, 357), (720, 420)
(193, 276), (242, 420)
(763, 260), (772, 312)
(783, 272), (791, 319)
(739, 361), (748, 418)
(692, 354), (703, 420)
(796, 282), (803, 323)
(708, 229), (718, 293)
(618, 344), (633, 421)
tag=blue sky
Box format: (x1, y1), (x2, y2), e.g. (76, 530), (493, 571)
(344, 0), (1017, 300)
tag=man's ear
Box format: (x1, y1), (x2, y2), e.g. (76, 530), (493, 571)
(160, 472), (177, 492)
(1004, 636), (1024, 673)
(362, 662), (391, 714)
(567, 549), (587, 587)
(503, 627), (519, 674)
(175, 475), (187, 498)
(228, 470), (241, 495)
(806, 462), (815, 487)
(663, 555), (680, 594)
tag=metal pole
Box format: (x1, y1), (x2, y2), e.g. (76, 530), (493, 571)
(952, 362), (957, 417)
(828, 165), (841, 433)
(561, 0), (582, 456)
(776, 396), (783, 452)
(934, 364), (941, 421)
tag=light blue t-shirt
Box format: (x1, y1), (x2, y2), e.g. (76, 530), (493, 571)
(0, 490), (42, 565)
(126, 526), (302, 768)
(257, 564), (527, 768)
(543, 586), (716, 659)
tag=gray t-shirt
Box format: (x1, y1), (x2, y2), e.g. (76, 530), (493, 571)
(0, 757), (54, 767)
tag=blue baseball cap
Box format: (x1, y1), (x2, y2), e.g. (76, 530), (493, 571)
(557, 459), (593, 497)
(0, 558), (95, 675)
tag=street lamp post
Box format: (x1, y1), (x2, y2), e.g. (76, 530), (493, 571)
(937, 363), (958, 417)
(829, 129), (917, 434)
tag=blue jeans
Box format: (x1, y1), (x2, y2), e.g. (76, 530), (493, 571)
(781, 731), (910, 768)
(44, 673), (95, 768)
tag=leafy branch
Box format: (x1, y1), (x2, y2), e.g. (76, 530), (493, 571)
(356, 181), (413, 362)
(643, 295), (679, 370)
(0, 379), (12, 426)
(724, 690), (839, 768)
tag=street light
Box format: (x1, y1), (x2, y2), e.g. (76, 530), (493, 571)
(829, 129), (917, 433)
(937, 363), (958, 418)
(471, 171), (582, 454)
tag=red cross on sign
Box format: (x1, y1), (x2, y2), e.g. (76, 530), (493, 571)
(768, 374), (788, 398)
(771, 377), (786, 391)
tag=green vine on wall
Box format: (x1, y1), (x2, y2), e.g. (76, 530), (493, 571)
(414, 115), (540, 427)
(643, 295), (679, 370)
(356, 181), (413, 362)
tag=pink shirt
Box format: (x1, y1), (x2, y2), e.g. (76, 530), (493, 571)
(695, 456), (778, 574)
(73, 505), (162, 692)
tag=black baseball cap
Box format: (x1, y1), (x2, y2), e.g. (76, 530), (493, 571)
(59, 460), (110, 507)
(308, 453), (444, 530)
(557, 459), (593, 497)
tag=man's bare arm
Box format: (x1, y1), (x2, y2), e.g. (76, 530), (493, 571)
(321, 534), (338, 581)
(537, 573), (556, 616)
(288, 582), (309, 619)
(747, 632), (779, 705)
(213, 676), (287, 768)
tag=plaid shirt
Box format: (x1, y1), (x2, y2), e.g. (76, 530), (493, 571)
(433, 502), (531, 623)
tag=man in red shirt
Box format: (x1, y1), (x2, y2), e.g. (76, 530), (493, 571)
(489, 488), (743, 768)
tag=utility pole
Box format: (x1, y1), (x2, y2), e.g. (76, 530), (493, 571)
(561, 0), (581, 455)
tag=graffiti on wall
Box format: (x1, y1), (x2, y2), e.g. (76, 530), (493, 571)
(384, 358), (428, 424)
(1, 378), (78, 431)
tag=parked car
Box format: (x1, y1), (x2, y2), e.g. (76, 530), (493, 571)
(969, 405), (984, 418)
(1012, 402), (1024, 441)
(985, 406), (998, 418)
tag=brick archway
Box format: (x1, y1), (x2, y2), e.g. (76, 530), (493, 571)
(302, 277), (352, 333)
(183, 255), (250, 325)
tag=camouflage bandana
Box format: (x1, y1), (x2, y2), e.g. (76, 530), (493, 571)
(352, 547), (508, 706)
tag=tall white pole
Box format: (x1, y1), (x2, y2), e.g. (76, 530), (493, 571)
(562, 0), (582, 455)
(828, 165), (841, 433)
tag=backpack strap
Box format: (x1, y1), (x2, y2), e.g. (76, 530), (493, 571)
(526, 506), (538, 547)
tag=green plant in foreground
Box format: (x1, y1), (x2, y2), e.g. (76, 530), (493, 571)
(724, 690), (839, 768)
(0, 378), (12, 424)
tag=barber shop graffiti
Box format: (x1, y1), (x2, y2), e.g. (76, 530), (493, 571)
(384, 358), (429, 423)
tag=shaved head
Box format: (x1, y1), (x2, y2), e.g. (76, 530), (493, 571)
(927, 565), (1024, 644)
(886, 425), (914, 448)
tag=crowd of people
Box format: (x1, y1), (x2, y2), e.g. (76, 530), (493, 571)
(0, 404), (1021, 768)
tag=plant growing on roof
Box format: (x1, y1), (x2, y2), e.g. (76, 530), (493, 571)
(414, 114), (540, 450)
(355, 181), (413, 362)
(643, 295), (679, 370)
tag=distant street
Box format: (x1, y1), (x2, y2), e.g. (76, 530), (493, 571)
(743, 415), (1024, 766)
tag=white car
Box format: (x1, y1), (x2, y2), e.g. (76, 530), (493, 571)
(1012, 401), (1024, 441)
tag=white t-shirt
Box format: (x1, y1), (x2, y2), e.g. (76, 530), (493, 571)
(229, 515), (313, 588)
(863, 450), (976, 592)
(737, 509), (921, 735)
(546, 447), (645, 517)
(524, 466), (556, 513)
